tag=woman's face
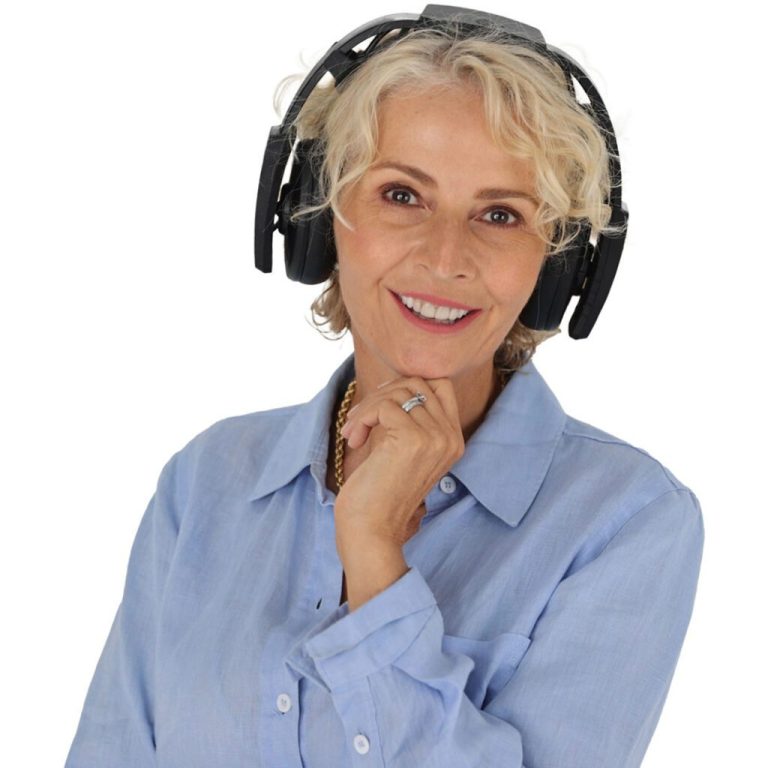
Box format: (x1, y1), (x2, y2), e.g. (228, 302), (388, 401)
(333, 83), (547, 385)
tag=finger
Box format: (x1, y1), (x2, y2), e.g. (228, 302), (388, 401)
(376, 376), (459, 431)
(342, 384), (442, 450)
(341, 378), (450, 448)
(342, 380), (434, 430)
(361, 381), (446, 432)
(393, 378), (460, 438)
(383, 378), (464, 462)
(387, 388), (464, 478)
(407, 380), (464, 459)
(424, 378), (463, 436)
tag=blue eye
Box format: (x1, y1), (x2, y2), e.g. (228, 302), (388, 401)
(380, 183), (523, 228)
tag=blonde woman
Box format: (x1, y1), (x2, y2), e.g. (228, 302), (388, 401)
(66, 7), (704, 767)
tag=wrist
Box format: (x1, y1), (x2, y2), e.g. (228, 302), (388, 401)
(336, 532), (408, 612)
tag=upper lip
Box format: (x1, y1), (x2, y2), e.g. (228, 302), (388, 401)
(390, 289), (480, 312)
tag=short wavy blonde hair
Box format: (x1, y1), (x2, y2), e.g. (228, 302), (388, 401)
(272, 21), (622, 379)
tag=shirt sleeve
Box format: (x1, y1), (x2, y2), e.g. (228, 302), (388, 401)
(65, 450), (183, 768)
(283, 487), (705, 768)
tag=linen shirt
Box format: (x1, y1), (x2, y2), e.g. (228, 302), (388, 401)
(65, 352), (705, 768)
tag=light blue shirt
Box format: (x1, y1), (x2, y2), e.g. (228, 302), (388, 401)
(65, 352), (704, 768)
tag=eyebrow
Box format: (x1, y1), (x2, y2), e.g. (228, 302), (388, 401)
(369, 160), (540, 205)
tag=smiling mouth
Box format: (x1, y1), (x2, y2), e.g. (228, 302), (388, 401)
(389, 288), (482, 331)
(389, 289), (481, 322)
(402, 302), (477, 325)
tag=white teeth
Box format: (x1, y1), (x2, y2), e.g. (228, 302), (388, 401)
(398, 294), (470, 322)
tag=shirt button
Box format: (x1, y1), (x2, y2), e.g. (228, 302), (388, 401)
(353, 734), (371, 754)
(439, 475), (457, 494)
(276, 693), (292, 713)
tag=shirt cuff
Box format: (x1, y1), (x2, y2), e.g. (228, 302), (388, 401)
(283, 565), (437, 693)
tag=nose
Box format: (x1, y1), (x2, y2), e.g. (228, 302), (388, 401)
(416, 213), (477, 280)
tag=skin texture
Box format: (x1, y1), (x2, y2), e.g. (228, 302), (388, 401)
(331, 83), (548, 609)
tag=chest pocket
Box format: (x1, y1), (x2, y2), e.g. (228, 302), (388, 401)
(441, 631), (532, 709)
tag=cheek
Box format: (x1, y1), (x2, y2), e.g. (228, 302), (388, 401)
(490, 260), (543, 307)
(334, 234), (385, 315)
(335, 218), (405, 278)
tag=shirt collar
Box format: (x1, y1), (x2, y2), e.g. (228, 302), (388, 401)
(248, 352), (566, 528)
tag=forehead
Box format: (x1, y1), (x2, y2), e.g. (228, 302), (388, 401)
(372, 84), (537, 188)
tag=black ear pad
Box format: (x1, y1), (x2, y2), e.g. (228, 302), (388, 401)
(519, 222), (593, 331)
(278, 139), (336, 284)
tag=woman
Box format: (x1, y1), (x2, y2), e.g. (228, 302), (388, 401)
(66, 9), (704, 768)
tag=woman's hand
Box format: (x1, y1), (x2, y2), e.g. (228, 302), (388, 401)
(334, 375), (465, 549)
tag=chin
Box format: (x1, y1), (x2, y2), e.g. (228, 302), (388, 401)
(391, 354), (460, 382)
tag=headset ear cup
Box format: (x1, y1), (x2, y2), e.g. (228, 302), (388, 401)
(519, 221), (591, 330)
(303, 203), (336, 285)
(281, 138), (336, 284)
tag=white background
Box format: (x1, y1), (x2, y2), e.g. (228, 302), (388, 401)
(1, 0), (763, 764)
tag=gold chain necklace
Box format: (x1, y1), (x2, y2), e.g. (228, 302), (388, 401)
(334, 378), (357, 490)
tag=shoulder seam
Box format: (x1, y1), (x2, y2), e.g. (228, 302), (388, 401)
(562, 423), (686, 492)
(603, 486), (699, 553)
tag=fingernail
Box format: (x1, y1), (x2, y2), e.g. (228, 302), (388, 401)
(348, 404), (359, 414)
(377, 378), (396, 389)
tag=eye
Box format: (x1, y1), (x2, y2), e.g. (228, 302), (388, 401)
(480, 208), (522, 228)
(380, 183), (524, 228)
(381, 184), (419, 207)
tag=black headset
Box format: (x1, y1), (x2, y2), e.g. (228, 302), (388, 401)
(253, 4), (629, 339)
